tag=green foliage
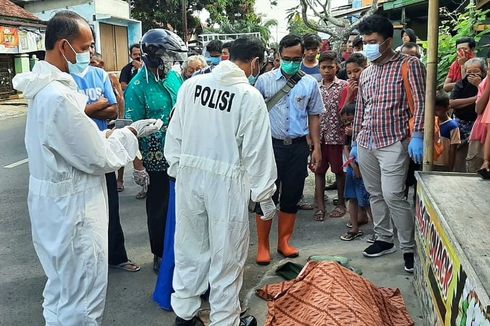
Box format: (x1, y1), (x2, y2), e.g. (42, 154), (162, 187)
(422, 4), (490, 88)
(287, 12), (319, 37)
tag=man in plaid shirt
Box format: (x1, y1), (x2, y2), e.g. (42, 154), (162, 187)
(352, 15), (426, 273)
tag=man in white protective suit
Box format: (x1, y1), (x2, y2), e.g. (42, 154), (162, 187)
(165, 37), (277, 326)
(12, 10), (161, 325)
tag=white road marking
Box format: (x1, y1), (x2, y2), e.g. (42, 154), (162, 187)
(4, 158), (28, 169)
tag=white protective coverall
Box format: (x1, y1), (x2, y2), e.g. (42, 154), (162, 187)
(12, 61), (139, 326)
(165, 60), (277, 326)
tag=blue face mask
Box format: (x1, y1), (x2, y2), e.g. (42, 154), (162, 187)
(207, 56), (221, 66)
(62, 40), (90, 75)
(248, 58), (259, 85)
(363, 39), (388, 62)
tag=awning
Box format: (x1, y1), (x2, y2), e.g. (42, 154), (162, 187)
(331, 4), (381, 18)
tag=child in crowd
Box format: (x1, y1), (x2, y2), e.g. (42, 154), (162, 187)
(433, 91), (461, 171)
(450, 58), (484, 171)
(313, 51), (348, 221)
(339, 53), (368, 109)
(340, 104), (371, 241)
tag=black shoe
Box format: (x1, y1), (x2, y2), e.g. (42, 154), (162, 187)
(175, 316), (204, 326)
(153, 255), (162, 274)
(404, 252), (414, 273)
(362, 241), (397, 258)
(240, 315), (257, 326)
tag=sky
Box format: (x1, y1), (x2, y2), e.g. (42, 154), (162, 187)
(199, 0), (348, 43)
(254, 0), (348, 43)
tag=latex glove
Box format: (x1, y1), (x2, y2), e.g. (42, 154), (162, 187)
(129, 119), (163, 138)
(408, 136), (424, 164)
(133, 168), (150, 192)
(259, 198), (277, 221)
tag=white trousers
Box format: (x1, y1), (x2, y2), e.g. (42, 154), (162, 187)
(29, 177), (108, 326)
(171, 167), (249, 326)
(358, 140), (415, 253)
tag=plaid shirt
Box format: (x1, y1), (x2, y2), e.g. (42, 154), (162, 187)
(353, 53), (426, 149)
(319, 77), (348, 145)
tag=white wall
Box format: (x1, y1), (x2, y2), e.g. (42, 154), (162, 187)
(94, 0), (130, 19)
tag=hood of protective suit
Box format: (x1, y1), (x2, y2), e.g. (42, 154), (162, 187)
(13, 60), (77, 99)
(211, 60), (248, 86)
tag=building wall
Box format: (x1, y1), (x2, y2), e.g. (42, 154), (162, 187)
(94, 0), (130, 19)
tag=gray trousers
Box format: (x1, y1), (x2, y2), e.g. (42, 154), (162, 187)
(358, 140), (415, 253)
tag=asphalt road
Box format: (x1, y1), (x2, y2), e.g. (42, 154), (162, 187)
(0, 115), (423, 326)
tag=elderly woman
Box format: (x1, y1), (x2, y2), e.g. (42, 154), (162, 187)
(182, 55), (207, 79)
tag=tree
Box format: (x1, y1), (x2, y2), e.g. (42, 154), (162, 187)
(205, 16), (278, 43)
(287, 0), (379, 51)
(422, 4), (490, 87)
(287, 12), (318, 36)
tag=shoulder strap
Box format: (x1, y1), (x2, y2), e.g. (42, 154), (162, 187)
(266, 70), (305, 112)
(402, 60), (415, 115)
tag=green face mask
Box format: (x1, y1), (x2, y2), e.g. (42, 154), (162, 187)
(280, 59), (301, 75)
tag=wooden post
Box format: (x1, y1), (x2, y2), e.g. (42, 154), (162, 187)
(422, 0), (439, 171)
(181, 0), (188, 44)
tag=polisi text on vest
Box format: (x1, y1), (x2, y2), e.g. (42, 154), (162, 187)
(194, 85), (236, 112)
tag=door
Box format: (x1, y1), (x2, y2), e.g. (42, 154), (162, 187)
(99, 23), (128, 71)
(0, 56), (14, 98)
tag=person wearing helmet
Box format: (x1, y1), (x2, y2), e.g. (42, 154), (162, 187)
(125, 29), (187, 273)
(165, 37), (277, 326)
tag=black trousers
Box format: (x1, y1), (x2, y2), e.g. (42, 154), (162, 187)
(256, 138), (309, 214)
(146, 171), (170, 258)
(106, 172), (128, 265)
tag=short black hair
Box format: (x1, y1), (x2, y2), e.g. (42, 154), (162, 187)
(45, 10), (88, 51)
(352, 36), (363, 49)
(402, 28), (417, 43)
(222, 41), (233, 50)
(303, 34), (322, 50)
(207, 39), (223, 53)
(230, 37), (265, 64)
(456, 37), (476, 49)
(401, 42), (418, 50)
(341, 102), (356, 115)
(345, 53), (367, 67)
(435, 90), (450, 108)
(318, 51), (339, 64)
(129, 43), (140, 53)
(279, 34), (304, 54)
(358, 15), (394, 40)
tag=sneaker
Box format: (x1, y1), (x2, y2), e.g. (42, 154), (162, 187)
(363, 241), (397, 257)
(366, 233), (378, 243)
(175, 316), (204, 326)
(240, 315), (257, 326)
(404, 252), (414, 273)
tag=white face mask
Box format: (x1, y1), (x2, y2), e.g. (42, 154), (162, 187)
(62, 40), (90, 75)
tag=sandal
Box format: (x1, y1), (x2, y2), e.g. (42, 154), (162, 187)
(109, 260), (141, 272)
(117, 181), (124, 192)
(313, 209), (325, 222)
(135, 190), (146, 200)
(329, 206), (346, 218)
(297, 198), (314, 210)
(340, 230), (364, 241)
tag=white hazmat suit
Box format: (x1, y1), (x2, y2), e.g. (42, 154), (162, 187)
(13, 61), (140, 325)
(165, 60), (277, 325)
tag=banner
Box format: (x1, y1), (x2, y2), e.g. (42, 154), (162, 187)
(0, 27), (19, 54)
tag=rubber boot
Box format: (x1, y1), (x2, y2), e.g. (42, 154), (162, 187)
(277, 212), (299, 258)
(255, 215), (272, 265)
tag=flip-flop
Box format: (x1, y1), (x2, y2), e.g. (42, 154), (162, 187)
(117, 181), (124, 192)
(109, 260), (140, 272)
(329, 206), (346, 218)
(346, 220), (369, 228)
(340, 230), (364, 241)
(313, 209), (325, 222)
(135, 190), (146, 199)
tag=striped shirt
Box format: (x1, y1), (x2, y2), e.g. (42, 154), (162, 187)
(353, 52), (426, 149)
(255, 68), (324, 140)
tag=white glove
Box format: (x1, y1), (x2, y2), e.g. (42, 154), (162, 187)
(133, 168), (150, 192)
(259, 198), (277, 221)
(129, 119), (163, 138)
